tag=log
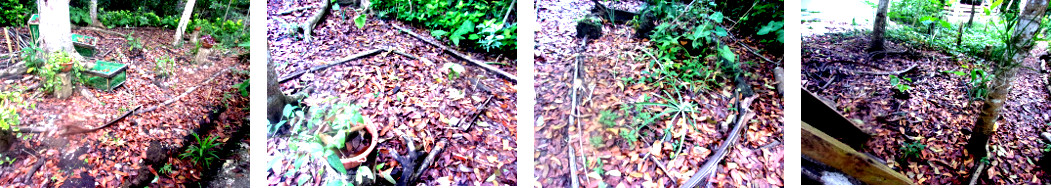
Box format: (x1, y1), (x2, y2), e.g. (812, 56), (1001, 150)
(802, 122), (914, 185)
(277, 48), (381, 83)
(392, 25), (517, 83)
(802, 88), (871, 150)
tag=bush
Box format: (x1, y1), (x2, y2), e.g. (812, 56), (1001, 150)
(0, 0), (30, 26)
(715, 0), (783, 52)
(180, 132), (222, 168)
(190, 18), (248, 48)
(372, 0), (517, 54)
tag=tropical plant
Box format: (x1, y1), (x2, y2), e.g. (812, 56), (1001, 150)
(372, 0), (517, 54)
(900, 141), (925, 160)
(180, 132), (222, 168)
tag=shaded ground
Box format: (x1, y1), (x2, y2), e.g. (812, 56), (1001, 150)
(802, 31), (1051, 184)
(0, 27), (249, 187)
(266, 0), (518, 186)
(534, 0), (784, 187)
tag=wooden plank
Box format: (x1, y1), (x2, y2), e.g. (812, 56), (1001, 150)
(801, 88), (871, 149)
(802, 122), (914, 185)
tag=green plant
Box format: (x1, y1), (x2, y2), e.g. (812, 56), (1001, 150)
(126, 33), (144, 51)
(641, 0), (739, 92)
(638, 91), (699, 158)
(589, 135), (604, 148)
(37, 51), (73, 94)
(159, 163), (173, 175)
(598, 110), (619, 128)
(889, 75), (911, 93)
(190, 18), (248, 48)
(179, 132), (222, 168)
(0, 0), (29, 26)
(900, 141), (926, 160)
(20, 45), (44, 73)
(154, 56), (175, 78)
(373, 0), (517, 54)
(235, 78), (249, 97)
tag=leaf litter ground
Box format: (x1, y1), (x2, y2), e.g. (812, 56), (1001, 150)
(802, 31), (1051, 184)
(0, 27), (249, 187)
(266, 0), (518, 186)
(534, 0), (784, 187)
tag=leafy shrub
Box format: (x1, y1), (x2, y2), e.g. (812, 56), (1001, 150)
(0, 91), (22, 131)
(154, 56), (175, 78)
(190, 18), (248, 48)
(372, 0), (517, 54)
(641, 0), (738, 91)
(0, 0), (30, 26)
(887, 0), (944, 27)
(715, 0), (783, 51)
(38, 52), (74, 94)
(180, 132), (222, 168)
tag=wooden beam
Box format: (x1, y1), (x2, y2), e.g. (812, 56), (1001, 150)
(802, 88), (871, 149)
(802, 122), (914, 185)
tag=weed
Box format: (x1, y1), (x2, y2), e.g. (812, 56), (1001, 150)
(900, 141), (925, 160)
(179, 133), (221, 168)
(159, 163), (173, 175)
(598, 110), (619, 128)
(889, 75), (911, 93)
(589, 135), (604, 148)
(235, 78), (250, 97)
(154, 56), (175, 78)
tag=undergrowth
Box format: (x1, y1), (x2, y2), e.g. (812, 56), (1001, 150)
(372, 0), (517, 54)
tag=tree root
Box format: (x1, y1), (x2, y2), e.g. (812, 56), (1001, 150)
(392, 24), (518, 83)
(302, 0), (332, 42)
(851, 64), (917, 75)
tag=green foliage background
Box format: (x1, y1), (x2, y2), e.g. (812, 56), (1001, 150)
(372, 0), (518, 54)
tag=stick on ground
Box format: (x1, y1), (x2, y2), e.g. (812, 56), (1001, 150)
(392, 24), (517, 83)
(681, 95), (758, 188)
(278, 48), (382, 83)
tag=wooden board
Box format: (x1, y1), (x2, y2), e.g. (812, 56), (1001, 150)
(802, 88), (871, 149)
(802, 122), (914, 185)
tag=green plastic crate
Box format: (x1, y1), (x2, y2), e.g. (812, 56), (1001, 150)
(27, 14), (38, 42)
(72, 34), (97, 57)
(83, 61), (127, 91)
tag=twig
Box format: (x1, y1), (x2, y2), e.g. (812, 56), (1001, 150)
(392, 24), (517, 83)
(681, 95), (758, 188)
(851, 64), (917, 75)
(23, 149), (43, 184)
(411, 139), (446, 184)
(455, 94), (495, 131)
(645, 153), (676, 182)
(969, 162), (986, 185)
(278, 48), (382, 83)
(278, 6), (315, 15)
(63, 105), (142, 135)
(4, 28), (12, 66)
(569, 145), (580, 188)
(137, 69), (228, 114)
(728, 33), (778, 64)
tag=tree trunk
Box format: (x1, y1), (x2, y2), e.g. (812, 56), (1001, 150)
(869, 0), (890, 52)
(267, 49), (291, 123)
(173, 0), (197, 46)
(89, 0), (102, 27)
(968, 0), (1048, 159)
(967, 3), (977, 27)
(37, 0), (75, 54)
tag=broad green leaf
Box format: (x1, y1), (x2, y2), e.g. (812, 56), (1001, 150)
(327, 152), (347, 174)
(282, 104), (294, 117)
(710, 12), (723, 23)
(757, 21), (783, 35)
(431, 30), (448, 38)
(355, 14), (366, 29)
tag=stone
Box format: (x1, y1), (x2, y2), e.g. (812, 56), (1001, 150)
(195, 48), (213, 65)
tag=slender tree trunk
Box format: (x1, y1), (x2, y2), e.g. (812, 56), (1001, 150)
(967, 3), (977, 27)
(173, 0), (197, 46)
(37, 0), (74, 54)
(869, 0), (890, 52)
(968, 0), (1048, 159)
(89, 0), (102, 27)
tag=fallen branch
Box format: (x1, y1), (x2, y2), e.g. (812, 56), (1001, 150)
(138, 69), (228, 114)
(455, 94), (495, 131)
(645, 153), (676, 182)
(411, 139), (446, 183)
(851, 64), (917, 75)
(969, 162), (986, 185)
(392, 24), (517, 83)
(568, 145), (580, 188)
(22, 149), (43, 184)
(72, 26), (127, 37)
(279, 6), (314, 15)
(64, 105), (142, 135)
(681, 95), (757, 188)
(278, 48), (381, 83)
(303, 0), (333, 42)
